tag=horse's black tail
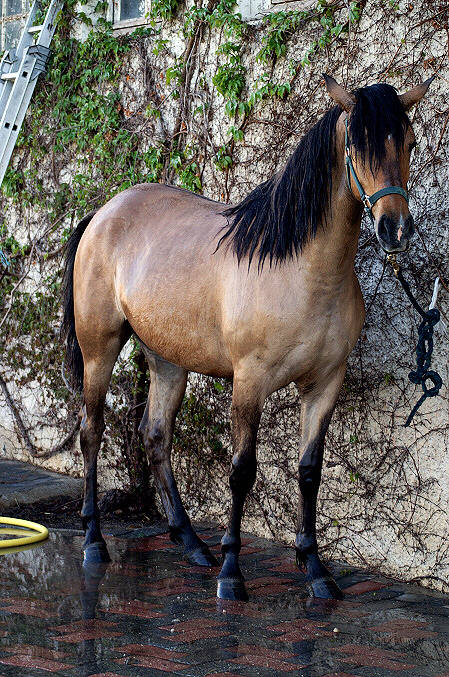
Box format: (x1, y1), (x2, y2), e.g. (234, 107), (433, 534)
(61, 210), (97, 392)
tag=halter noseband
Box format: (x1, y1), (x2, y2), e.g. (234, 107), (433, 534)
(344, 119), (409, 222)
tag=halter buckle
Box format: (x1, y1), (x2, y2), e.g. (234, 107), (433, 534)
(362, 195), (372, 210)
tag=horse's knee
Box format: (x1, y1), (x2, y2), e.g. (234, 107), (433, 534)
(80, 415), (105, 449)
(298, 459), (320, 482)
(298, 460), (321, 496)
(143, 423), (169, 467)
(295, 532), (317, 557)
(142, 421), (163, 446)
(298, 441), (323, 492)
(229, 452), (257, 492)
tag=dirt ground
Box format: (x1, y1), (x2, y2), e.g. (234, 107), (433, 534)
(5, 492), (164, 533)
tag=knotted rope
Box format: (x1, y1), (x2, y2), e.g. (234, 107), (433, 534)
(387, 254), (443, 426)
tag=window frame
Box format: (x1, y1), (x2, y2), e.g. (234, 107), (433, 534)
(270, 0), (316, 7)
(108, 0), (151, 31)
(0, 0), (30, 52)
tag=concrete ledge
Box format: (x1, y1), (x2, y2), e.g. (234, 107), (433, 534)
(0, 459), (82, 510)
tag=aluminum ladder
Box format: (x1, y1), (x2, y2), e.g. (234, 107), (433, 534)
(0, 0), (62, 188)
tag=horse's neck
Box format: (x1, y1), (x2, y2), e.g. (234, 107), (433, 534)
(304, 157), (363, 277)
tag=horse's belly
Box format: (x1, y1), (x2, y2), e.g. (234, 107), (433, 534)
(120, 290), (234, 378)
(141, 330), (234, 378)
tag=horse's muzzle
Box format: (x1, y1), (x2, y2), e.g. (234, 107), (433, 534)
(376, 213), (415, 253)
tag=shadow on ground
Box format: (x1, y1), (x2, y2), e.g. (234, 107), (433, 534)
(0, 523), (449, 676)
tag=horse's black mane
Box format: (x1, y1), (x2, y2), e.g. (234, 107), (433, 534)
(218, 83), (410, 269)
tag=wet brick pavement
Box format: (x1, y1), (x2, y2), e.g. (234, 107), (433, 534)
(0, 523), (449, 676)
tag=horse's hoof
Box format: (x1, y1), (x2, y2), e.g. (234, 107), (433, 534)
(217, 577), (248, 601)
(307, 575), (344, 600)
(185, 543), (219, 567)
(83, 541), (111, 565)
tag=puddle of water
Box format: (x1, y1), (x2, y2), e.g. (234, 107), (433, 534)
(0, 529), (448, 676)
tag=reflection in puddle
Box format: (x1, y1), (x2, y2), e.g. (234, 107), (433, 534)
(0, 539), (47, 556)
(0, 529), (448, 676)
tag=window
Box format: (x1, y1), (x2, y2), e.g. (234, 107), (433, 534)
(111, 0), (150, 27)
(0, 0), (30, 51)
(108, 0), (314, 28)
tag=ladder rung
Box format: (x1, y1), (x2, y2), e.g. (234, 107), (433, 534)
(1, 72), (19, 81)
(28, 25), (43, 34)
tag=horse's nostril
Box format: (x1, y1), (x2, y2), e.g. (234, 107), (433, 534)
(377, 213), (414, 247)
(377, 214), (391, 243)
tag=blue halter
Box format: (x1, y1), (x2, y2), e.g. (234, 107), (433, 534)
(344, 119), (409, 221)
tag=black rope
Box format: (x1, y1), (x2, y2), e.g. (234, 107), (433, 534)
(392, 263), (442, 426)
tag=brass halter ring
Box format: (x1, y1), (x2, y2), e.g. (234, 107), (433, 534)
(387, 253), (400, 277)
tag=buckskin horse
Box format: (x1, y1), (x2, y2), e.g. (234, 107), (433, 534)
(62, 75), (433, 600)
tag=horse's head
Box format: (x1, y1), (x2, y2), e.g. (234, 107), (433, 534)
(323, 74), (434, 253)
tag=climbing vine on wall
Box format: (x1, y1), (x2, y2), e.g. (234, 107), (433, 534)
(0, 0), (448, 586)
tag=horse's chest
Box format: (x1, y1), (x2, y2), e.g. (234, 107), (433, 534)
(290, 317), (351, 367)
(277, 294), (362, 379)
(222, 270), (364, 386)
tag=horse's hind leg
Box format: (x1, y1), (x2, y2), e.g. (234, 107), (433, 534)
(80, 330), (129, 564)
(140, 349), (218, 567)
(295, 364), (347, 600)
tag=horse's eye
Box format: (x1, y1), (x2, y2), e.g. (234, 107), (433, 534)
(409, 141), (417, 152)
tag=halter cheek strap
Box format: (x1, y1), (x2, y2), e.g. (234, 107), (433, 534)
(344, 119), (409, 221)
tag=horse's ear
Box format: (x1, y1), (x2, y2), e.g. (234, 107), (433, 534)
(322, 74), (356, 112)
(399, 75), (435, 111)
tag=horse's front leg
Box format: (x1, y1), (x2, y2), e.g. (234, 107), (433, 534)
(296, 364), (346, 600)
(217, 374), (264, 601)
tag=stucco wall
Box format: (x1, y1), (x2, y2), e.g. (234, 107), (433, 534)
(0, 0), (448, 589)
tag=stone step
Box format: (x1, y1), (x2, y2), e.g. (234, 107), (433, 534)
(0, 459), (82, 511)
